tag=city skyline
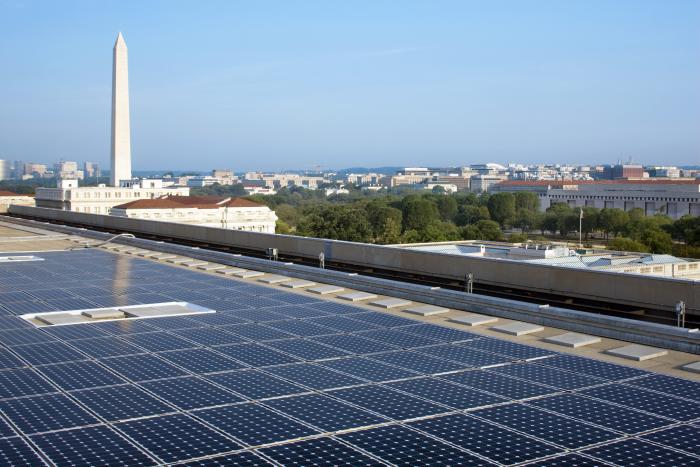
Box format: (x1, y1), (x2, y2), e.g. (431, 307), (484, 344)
(1, 1), (699, 170)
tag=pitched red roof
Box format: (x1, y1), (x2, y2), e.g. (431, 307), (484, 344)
(0, 191), (29, 197)
(112, 199), (189, 209)
(113, 196), (265, 210)
(222, 198), (265, 208)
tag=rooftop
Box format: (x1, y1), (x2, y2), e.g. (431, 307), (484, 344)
(113, 196), (265, 210)
(0, 222), (697, 465)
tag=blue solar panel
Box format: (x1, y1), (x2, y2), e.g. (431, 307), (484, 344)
(30, 425), (154, 466)
(215, 343), (300, 367)
(528, 394), (672, 434)
(265, 338), (350, 360)
(99, 354), (189, 381)
(10, 341), (87, 366)
(0, 368), (56, 399)
(267, 305), (332, 319)
(207, 369), (308, 400)
(339, 425), (489, 466)
(264, 320), (337, 337)
(65, 336), (146, 358)
(625, 374), (700, 402)
(70, 385), (176, 421)
(264, 362), (365, 390)
(411, 413), (563, 464)
(399, 323), (478, 343)
(579, 384), (700, 421)
(349, 312), (418, 328)
(158, 348), (245, 374)
(0, 393), (99, 435)
(221, 323), (293, 341)
(355, 328), (440, 348)
(368, 350), (467, 374)
(195, 403), (319, 446)
(119, 331), (198, 352)
(0, 348), (28, 370)
(582, 439), (700, 467)
(536, 354), (648, 381)
(640, 425), (700, 456)
(310, 333), (398, 354)
(489, 362), (605, 390)
(171, 327), (246, 346)
(259, 437), (383, 466)
(0, 437), (46, 466)
(461, 337), (553, 360)
(441, 369), (558, 399)
(330, 385), (449, 420)
(307, 315), (381, 333)
(472, 403), (621, 449)
(307, 301), (366, 315)
(37, 360), (126, 390)
(416, 343), (512, 367)
(318, 356), (419, 382)
(523, 453), (603, 466)
(0, 328), (56, 346)
(387, 377), (506, 410)
(117, 414), (242, 463)
(139, 376), (244, 410)
(264, 393), (387, 431)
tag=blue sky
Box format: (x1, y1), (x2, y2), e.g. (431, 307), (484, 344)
(1, 0), (698, 171)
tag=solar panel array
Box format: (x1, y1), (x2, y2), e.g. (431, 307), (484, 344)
(0, 249), (698, 466)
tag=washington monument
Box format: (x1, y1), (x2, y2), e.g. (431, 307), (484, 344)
(110, 32), (132, 186)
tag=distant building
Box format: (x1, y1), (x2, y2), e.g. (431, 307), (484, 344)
(0, 160), (11, 181)
(110, 196), (277, 232)
(603, 164), (645, 180)
(470, 174), (508, 193)
(0, 190), (34, 212)
(35, 178), (189, 214)
(493, 179), (700, 218)
(83, 162), (101, 178)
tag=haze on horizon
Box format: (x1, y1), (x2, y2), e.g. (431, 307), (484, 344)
(1, 0), (698, 171)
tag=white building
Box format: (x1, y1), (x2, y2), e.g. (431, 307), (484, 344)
(35, 179), (189, 214)
(110, 196), (278, 233)
(0, 190), (34, 212)
(0, 160), (11, 181)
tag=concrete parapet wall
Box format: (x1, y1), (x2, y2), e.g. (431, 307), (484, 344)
(7, 205), (700, 316)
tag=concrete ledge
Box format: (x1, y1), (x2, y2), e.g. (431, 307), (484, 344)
(308, 285), (345, 295)
(682, 361), (700, 374)
(370, 298), (412, 309)
(182, 260), (208, 267)
(605, 344), (668, 361)
(338, 292), (378, 302)
(281, 280), (316, 289)
(492, 322), (544, 336)
(258, 275), (293, 284)
(450, 313), (498, 327)
(404, 305), (450, 317)
(166, 257), (191, 264)
(543, 332), (601, 348)
(197, 264), (226, 271)
(217, 267), (247, 275)
(233, 270), (264, 279)
(149, 253), (176, 260)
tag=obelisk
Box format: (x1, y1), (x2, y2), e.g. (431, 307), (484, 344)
(110, 32), (132, 187)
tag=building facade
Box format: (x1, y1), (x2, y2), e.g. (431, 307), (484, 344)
(110, 196), (277, 232)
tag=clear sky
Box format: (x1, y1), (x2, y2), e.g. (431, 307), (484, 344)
(1, 0), (699, 171)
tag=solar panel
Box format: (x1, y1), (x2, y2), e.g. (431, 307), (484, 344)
(10, 341), (87, 366)
(387, 377), (506, 410)
(259, 437), (383, 466)
(472, 403), (621, 449)
(579, 384), (700, 421)
(195, 403), (319, 446)
(368, 350), (468, 374)
(522, 453), (603, 466)
(0, 437), (46, 466)
(528, 394), (672, 434)
(117, 414), (242, 464)
(206, 369), (309, 400)
(339, 424), (489, 466)
(0, 248), (697, 467)
(70, 385), (176, 421)
(0, 393), (99, 434)
(318, 356), (419, 382)
(441, 370), (558, 399)
(582, 439), (700, 466)
(640, 425), (700, 456)
(264, 362), (365, 390)
(410, 413), (563, 464)
(158, 348), (245, 374)
(139, 376), (244, 410)
(489, 362), (605, 390)
(330, 385), (449, 420)
(99, 354), (189, 381)
(264, 393), (387, 431)
(416, 343), (512, 367)
(214, 343), (300, 367)
(37, 360), (126, 390)
(30, 425), (154, 466)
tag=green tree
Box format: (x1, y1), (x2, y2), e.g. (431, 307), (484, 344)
(274, 203), (300, 228)
(513, 209), (537, 233)
(598, 208), (629, 239)
(487, 193), (516, 227)
(609, 237), (649, 253)
(401, 196), (440, 231)
(474, 220), (503, 241)
(514, 191), (540, 212)
(667, 215), (700, 245)
(436, 196), (458, 222)
(297, 205), (371, 242)
(580, 207), (600, 239)
(455, 205), (490, 226)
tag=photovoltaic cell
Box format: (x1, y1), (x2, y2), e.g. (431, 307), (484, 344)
(441, 370), (558, 400)
(310, 334), (398, 355)
(318, 356), (419, 382)
(641, 425), (700, 456)
(0, 393), (99, 434)
(625, 374), (700, 402)
(461, 338), (553, 360)
(221, 323), (294, 341)
(472, 403), (621, 449)
(264, 363), (365, 390)
(387, 377), (506, 410)
(0, 437), (46, 466)
(583, 439), (700, 466)
(264, 393), (387, 431)
(31, 425), (155, 466)
(0, 348), (26, 370)
(178, 450), (271, 466)
(195, 403), (319, 446)
(37, 360), (126, 390)
(158, 348), (245, 374)
(579, 384), (700, 421)
(260, 437), (384, 466)
(417, 343), (511, 367)
(368, 350), (467, 374)
(536, 354), (647, 381)
(523, 453), (603, 466)
(214, 343), (300, 367)
(307, 315), (381, 333)
(0, 368), (56, 399)
(117, 414), (242, 463)
(119, 331), (198, 352)
(265, 338), (350, 360)
(411, 413), (563, 464)
(70, 385), (176, 422)
(65, 336), (146, 359)
(171, 327), (245, 346)
(339, 424), (489, 466)
(207, 369), (309, 400)
(355, 329), (440, 349)
(99, 354), (188, 381)
(330, 385), (449, 420)
(139, 376), (244, 410)
(398, 323), (477, 343)
(264, 320), (337, 337)
(489, 363), (604, 390)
